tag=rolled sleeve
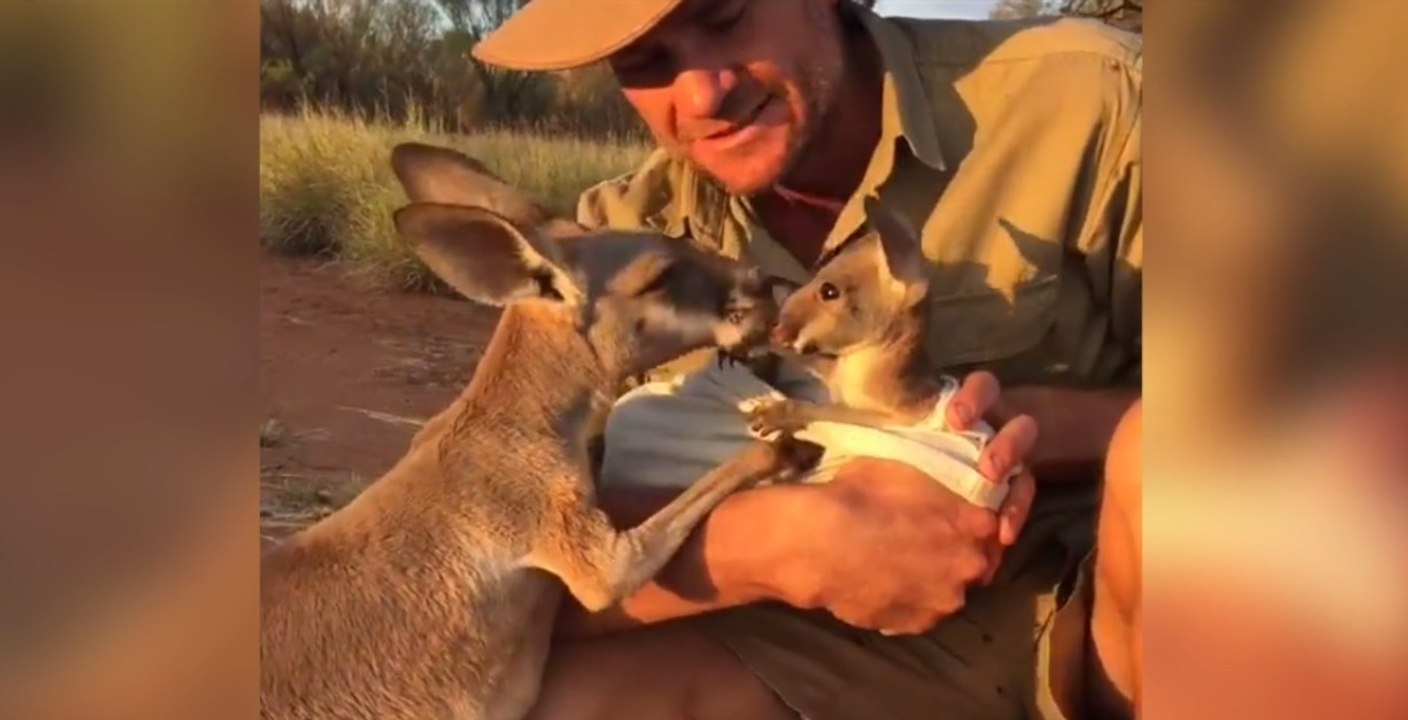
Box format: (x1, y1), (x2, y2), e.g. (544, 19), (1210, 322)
(1077, 56), (1142, 385)
(574, 148), (686, 234)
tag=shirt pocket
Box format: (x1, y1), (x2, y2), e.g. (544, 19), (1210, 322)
(924, 272), (1062, 379)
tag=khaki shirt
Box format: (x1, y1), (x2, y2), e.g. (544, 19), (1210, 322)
(577, 10), (1142, 391)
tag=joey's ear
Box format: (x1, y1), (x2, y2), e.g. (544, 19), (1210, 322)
(390, 143), (557, 231)
(863, 196), (929, 297)
(392, 203), (584, 307)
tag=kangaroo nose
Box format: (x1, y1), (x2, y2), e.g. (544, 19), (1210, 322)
(770, 322), (796, 346)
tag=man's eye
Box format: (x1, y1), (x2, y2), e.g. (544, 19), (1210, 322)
(613, 50), (659, 75)
(703, 7), (744, 33)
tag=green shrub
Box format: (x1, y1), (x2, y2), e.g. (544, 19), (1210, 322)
(260, 106), (654, 292)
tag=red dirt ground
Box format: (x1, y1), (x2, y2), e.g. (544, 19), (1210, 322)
(258, 253), (499, 542)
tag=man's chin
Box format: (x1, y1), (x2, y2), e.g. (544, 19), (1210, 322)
(686, 147), (790, 196)
(698, 163), (786, 196)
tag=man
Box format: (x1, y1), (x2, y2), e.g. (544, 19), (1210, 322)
(471, 1), (1141, 718)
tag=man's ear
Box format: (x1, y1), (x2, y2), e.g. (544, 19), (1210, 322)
(863, 195), (929, 304)
(390, 142), (553, 230)
(392, 203), (584, 307)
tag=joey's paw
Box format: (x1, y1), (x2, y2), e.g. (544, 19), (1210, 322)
(773, 433), (825, 475)
(747, 399), (809, 437)
(715, 348), (741, 370)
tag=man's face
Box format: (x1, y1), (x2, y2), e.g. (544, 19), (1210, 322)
(609, 0), (846, 195)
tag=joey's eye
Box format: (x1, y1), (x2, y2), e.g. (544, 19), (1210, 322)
(819, 282), (840, 301)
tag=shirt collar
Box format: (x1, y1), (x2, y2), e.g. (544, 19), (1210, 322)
(857, 6), (946, 173)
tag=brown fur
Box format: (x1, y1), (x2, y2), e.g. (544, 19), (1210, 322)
(748, 196), (948, 434)
(260, 143), (816, 720)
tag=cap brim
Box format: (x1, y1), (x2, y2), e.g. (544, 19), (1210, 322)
(471, 0), (686, 71)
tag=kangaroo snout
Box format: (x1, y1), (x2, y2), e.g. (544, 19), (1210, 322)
(770, 321), (797, 347)
(710, 269), (782, 360)
(731, 299), (780, 355)
(770, 317), (824, 355)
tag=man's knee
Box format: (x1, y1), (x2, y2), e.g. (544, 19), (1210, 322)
(528, 622), (795, 720)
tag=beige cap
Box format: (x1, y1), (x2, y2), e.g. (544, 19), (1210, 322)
(471, 0), (686, 71)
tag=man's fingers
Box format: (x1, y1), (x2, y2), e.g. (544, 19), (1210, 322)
(947, 370), (1001, 430)
(980, 541), (1003, 585)
(998, 469), (1037, 546)
(978, 413), (1038, 482)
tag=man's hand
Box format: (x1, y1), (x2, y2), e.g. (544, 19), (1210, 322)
(767, 459), (1005, 635)
(951, 370), (1140, 484)
(943, 370), (1040, 582)
(562, 372), (1128, 639)
(755, 370), (1041, 636)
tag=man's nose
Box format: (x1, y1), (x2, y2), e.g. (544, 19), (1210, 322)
(674, 67), (737, 121)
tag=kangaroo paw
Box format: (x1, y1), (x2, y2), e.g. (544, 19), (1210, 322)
(747, 399), (810, 436)
(773, 433), (825, 474)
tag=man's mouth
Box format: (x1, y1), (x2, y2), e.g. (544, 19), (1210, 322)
(697, 95), (773, 142)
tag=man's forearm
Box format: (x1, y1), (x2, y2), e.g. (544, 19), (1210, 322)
(553, 482), (811, 638)
(1007, 385), (1140, 483)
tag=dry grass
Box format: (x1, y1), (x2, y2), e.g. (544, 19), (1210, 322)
(260, 106), (654, 292)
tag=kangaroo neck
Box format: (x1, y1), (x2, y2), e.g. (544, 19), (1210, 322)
(457, 303), (618, 440)
(832, 306), (942, 420)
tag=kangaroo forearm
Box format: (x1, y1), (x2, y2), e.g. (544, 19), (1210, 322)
(552, 576), (744, 637)
(553, 483), (807, 637)
(797, 402), (899, 427)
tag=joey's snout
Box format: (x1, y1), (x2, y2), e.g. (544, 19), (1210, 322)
(770, 294), (841, 357)
(770, 321), (818, 355)
(770, 321), (797, 348)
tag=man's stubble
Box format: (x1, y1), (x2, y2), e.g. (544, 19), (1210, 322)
(672, 1), (847, 196)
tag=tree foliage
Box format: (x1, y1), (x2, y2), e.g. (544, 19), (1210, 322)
(989, 0), (1063, 20)
(1062, 0), (1142, 33)
(990, 0), (1142, 33)
(431, 0), (527, 39)
(259, 0), (644, 137)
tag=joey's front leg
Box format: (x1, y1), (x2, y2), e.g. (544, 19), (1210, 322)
(747, 398), (899, 436)
(528, 436), (821, 612)
(745, 399), (817, 437)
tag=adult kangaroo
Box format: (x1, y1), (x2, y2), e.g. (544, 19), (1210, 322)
(260, 143), (813, 720)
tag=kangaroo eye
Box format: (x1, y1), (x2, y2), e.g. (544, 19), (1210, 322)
(819, 282), (840, 301)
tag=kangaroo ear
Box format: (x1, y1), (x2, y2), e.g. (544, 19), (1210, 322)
(392, 203), (584, 307)
(390, 142), (558, 231)
(863, 196), (929, 303)
(763, 275), (804, 305)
